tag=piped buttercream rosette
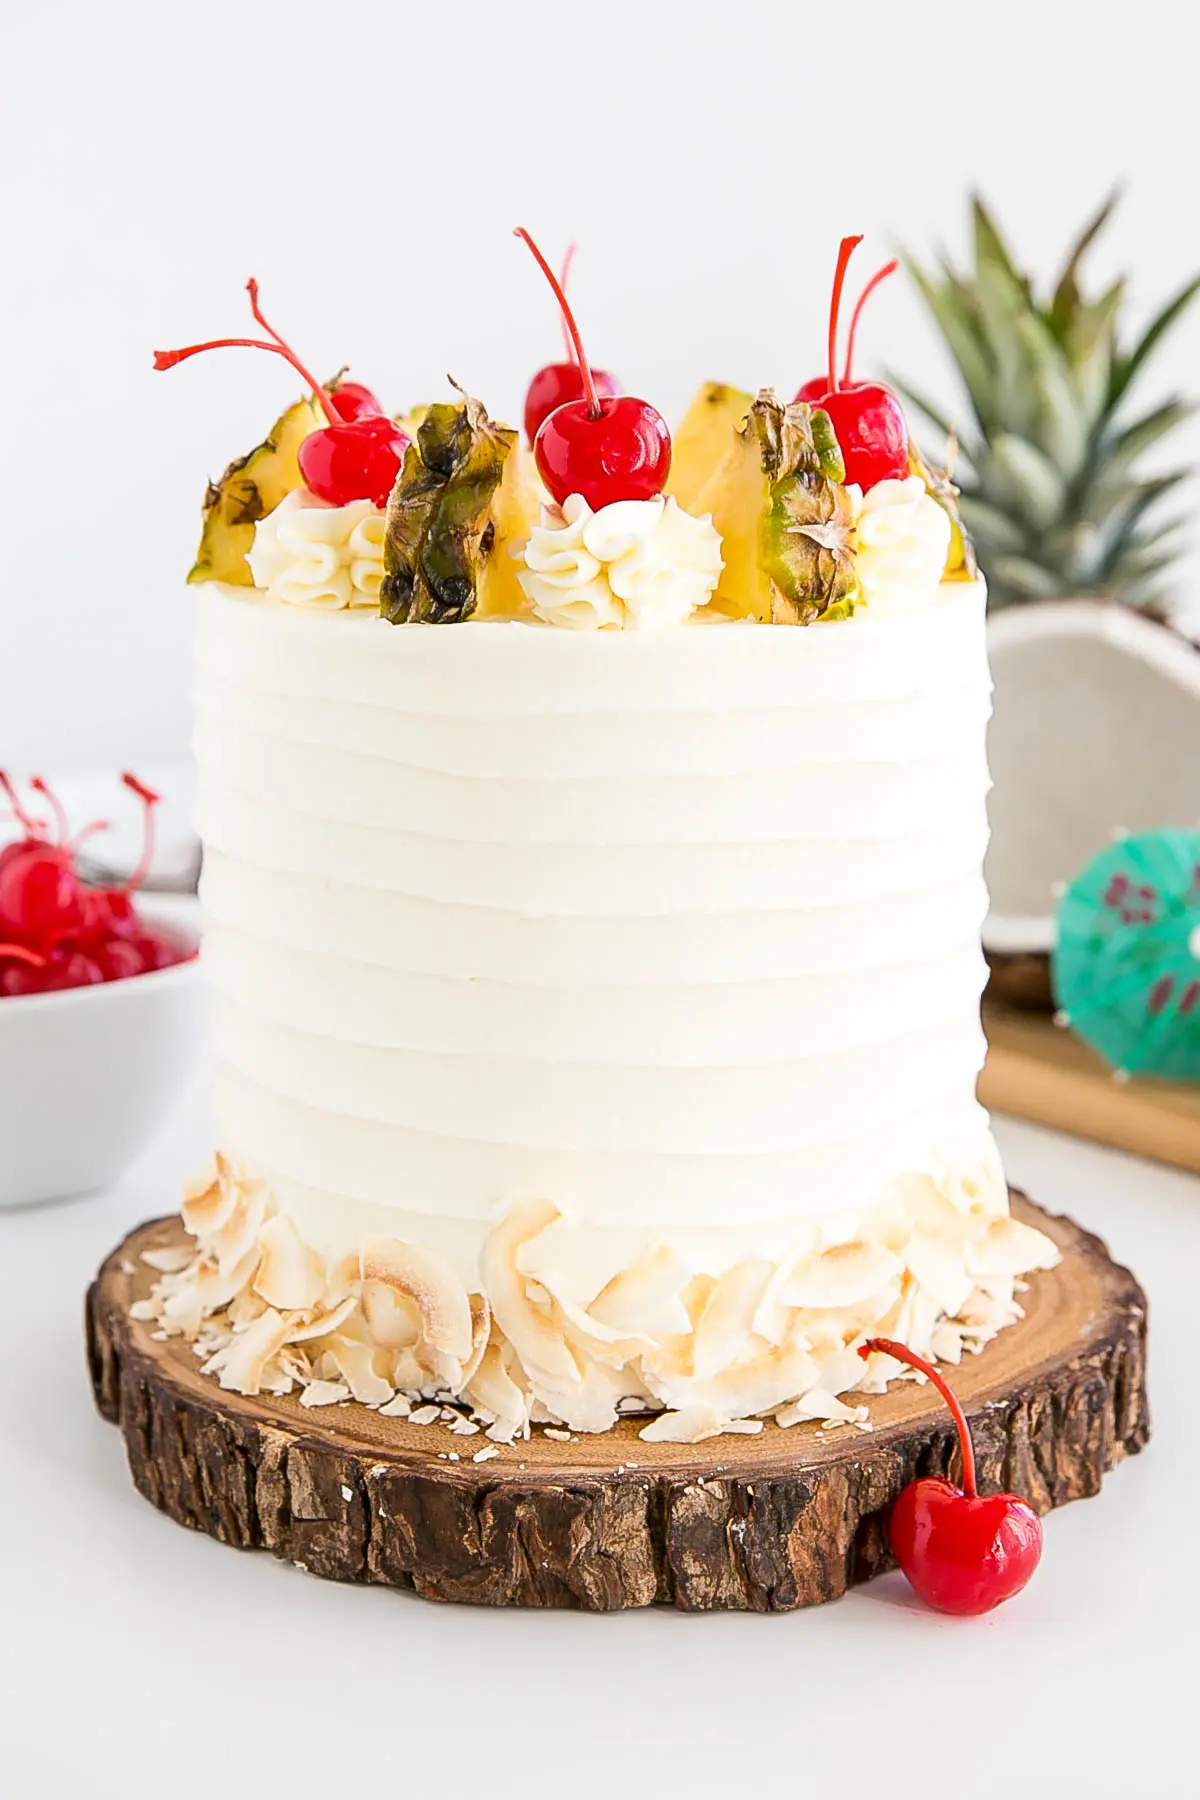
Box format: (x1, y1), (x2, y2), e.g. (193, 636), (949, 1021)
(516, 493), (723, 629)
(247, 489), (387, 609)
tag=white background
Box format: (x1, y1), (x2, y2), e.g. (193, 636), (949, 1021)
(3, 7), (1200, 1794)
(3, 0), (1200, 773)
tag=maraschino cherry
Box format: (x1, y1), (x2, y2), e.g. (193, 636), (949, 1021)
(515, 227), (671, 512)
(154, 281), (408, 510)
(0, 772), (193, 998)
(523, 242), (621, 445)
(328, 378), (384, 422)
(795, 238), (909, 491)
(859, 1336), (1043, 1615)
(795, 256), (899, 403)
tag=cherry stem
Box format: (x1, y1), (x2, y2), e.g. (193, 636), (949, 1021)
(826, 234), (864, 396)
(515, 227), (602, 419)
(559, 242), (577, 363)
(0, 943), (46, 967)
(120, 772), (160, 895)
(154, 277), (340, 429)
(843, 259), (899, 386)
(0, 771), (42, 838)
(70, 820), (110, 855)
(30, 777), (68, 845)
(860, 1336), (978, 1499)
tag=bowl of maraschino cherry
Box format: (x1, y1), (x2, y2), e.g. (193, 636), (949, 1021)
(0, 772), (202, 1209)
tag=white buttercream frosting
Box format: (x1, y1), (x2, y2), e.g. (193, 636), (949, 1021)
(516, 493), (723, 629)
(194, 579), (994, 1244)
(851, 476), (952, 614)
(247, 488), (386, 610)
(177, 576), (1041, 1435)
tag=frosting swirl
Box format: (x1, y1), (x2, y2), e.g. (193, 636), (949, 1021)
(517, 494), (723, 630)
(247, 489), (386, 609)
(850, 476), (951, 614)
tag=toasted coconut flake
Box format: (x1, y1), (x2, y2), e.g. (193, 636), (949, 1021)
(141, 1246), (194, 1275)
(360, 1237), (473, 1380)
(479, 1202), (581, 1391)
(465, 1342), (530, 1439)
(323, 1333), (394, 1405)
(325, 1253), (361, 1307)
(685, 1341), (820, 1423)
(540, 1357), (638, 1433)
(967, 1217), (1060, 1278)
(210, 1172), (270, 1278)
(460, 1292), (491, 1389)
(181, 1155), (239, 1237)
(588, 1244), (692, 1337)
(226, 1281), (269, 1330)
(361, 1279), (421, 1350)
(930, 1321), (966, 1364)
(409, 1404), (443, 1426)
(775, 1387), (862, 1429)
(378, 1393), (412, 1418)
(752, 1228), (819, 1344)
(691, 1259), (772, 1380)
(300, 1380), (351, 1408)
(282, 1295), (358, 1345)
(390, 1347), (429, 1392)
(203, 1308), (291, 1395)
(639, 1405), (727, 1444)
(254, 1216), (326, 1311)
(784, 1240), (902, 1310)
(903, 1230), (976, 1317)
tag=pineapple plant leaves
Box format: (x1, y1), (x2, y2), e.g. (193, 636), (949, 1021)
(900, 194), (1199, 610)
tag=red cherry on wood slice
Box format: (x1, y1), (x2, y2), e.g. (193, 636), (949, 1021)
(515, 226), (670, 509)
(859, 1336), (1044, 1615)
(153, 280), (407, 510)
(797, 239), (909, 490)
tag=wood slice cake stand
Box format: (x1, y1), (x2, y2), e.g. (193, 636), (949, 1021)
(86, 1192), (1149, 1613)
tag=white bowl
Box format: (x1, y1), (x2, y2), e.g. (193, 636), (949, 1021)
(0, 918), (204, 1209)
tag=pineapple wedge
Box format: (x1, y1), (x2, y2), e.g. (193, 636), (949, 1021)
(188, 395), (324, 586)
(380, 395), (535, 623)
(909, 442), (978, 581)
(698, 390), (857, 624)
(667, 382), (752, 512)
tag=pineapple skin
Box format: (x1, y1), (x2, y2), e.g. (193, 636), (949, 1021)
(697, 391), (856, 624)
(188, 395), (323, 586)
(667, 382), (753, 513)
(380, 396), (534, 624)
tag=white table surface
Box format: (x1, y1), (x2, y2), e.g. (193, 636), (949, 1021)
(1, 1072), (1192, 1799)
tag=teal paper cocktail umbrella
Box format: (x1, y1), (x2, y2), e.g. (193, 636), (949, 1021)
(1052, 829), (1200, 1083)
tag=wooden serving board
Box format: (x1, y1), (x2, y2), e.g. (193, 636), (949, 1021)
(86, 1195), (1147, 1613)
(982, 1001), (1200, 1173)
